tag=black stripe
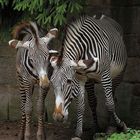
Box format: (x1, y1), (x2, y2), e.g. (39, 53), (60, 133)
(24, 50), (38, 79)
(28, 58), (33, 68)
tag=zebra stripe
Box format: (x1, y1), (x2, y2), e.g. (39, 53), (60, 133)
(9, 21), (57, 140)
(50, 15), (127, 139)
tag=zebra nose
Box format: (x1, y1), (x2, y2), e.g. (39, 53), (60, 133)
(53, 112), (64, 122)
(53, 103), (64, 122)
(39, 75), (50, 89)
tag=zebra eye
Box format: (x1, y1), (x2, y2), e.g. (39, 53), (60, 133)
(29, 58), (34, 64)
(29, 58), (33, 61)
(67, 79), (72, 84)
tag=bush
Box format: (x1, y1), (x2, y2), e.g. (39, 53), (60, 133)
(107, 129), (140, 140)
(0, 0), (86, 41)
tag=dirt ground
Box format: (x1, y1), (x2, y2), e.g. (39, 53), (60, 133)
(0, 121), (99, 140)
(0, 121), (74, 140)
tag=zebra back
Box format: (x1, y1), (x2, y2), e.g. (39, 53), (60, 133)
(99, 15), (123, 36)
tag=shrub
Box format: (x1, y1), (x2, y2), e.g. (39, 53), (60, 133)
(107, 129), (140, 140)
(0, 0), (85, 41)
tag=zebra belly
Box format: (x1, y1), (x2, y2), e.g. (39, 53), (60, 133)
(86, 63), (124, 82)
(87, 73), (101, 82)
(110, 63), (124, 79)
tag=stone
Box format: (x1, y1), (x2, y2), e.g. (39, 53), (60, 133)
(123, 58), (140, 83)
(8, 85), (20, 121)
(0, 85), (9, 120)
(130, 95), (140, 128)
(124, 35), (140, 57)
(0, 56), (16, 85)
(0, 45), (16, 57)
(132, 84), (140, 96)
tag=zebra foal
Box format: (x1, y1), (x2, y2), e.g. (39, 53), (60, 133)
(50, 15), (127, 140)
(9, 21), (58, 140)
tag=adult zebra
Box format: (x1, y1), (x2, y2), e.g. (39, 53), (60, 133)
(50, 15), (127, 140)
(9, 21), (58, 140)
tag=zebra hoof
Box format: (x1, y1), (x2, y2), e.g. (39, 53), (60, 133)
(117, 122), (128, 132)
(71, 137), (81, 140)
(122, 122), (128, 132)
(106, 126), (117, 135)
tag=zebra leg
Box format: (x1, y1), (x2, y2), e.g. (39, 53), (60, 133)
(106, 80), (119, 134)
(36, 88), (48, 140)
(107, 73), (127, 134)
(18, 85), (26, 140)
(72, 83), (85, 140)
(101, 70), (127, 134)
(85, 80), (99, 134)
(24, 85), (33, 140)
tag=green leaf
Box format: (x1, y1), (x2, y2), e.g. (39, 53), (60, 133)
(0, 0), (9, 8)
(54, 14), (66, 26)
(13, 0), (29, 11)
(0, 0), (85, 41)
(56, 3), (67, 14)
(107, 129), (140, 140)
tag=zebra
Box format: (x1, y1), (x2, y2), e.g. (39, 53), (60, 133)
(50, 15), (127, 140)
(8, 21), (58, 140)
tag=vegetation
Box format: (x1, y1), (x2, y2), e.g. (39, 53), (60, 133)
(0, 0), (86, 41)
(107, 129), (140, 140)
(95, 129), (140, 140)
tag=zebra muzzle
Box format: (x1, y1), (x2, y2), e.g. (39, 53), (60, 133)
(39, 75), (50, 89)
(53, 103), (64, 122)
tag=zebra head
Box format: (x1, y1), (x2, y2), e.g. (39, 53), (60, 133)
(50, 56), (76, 122)
(50, 56), (98, 122)
(9, 21), (58, 89)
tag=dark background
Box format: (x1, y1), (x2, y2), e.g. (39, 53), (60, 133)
(0, 0), (140, 131)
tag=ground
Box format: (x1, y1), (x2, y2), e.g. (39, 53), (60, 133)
(0, 121), (104, 140)
(0, 121), (74, 140)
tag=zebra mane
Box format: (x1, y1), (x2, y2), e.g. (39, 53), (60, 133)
(56, 16), (88, 67)
(12, 21), (40, 45)
(66, 15), (87, 35)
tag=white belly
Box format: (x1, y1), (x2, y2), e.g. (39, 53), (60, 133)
(87, 63), (124, 82)
(76, 62), (124, 82)
(110, 63), (124, 79)
(87, 73), (101, 82)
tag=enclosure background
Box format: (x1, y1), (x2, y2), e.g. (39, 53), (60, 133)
(0, 0), (140, 130)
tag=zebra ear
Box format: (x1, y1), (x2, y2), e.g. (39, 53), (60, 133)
(9, 39), (19, 48)
(49, 50), (59, 55)
(42, 28), (58, 45)
(50, 56), (59, 68)
(49, 50), (59, 67)
(9, 39), (30, 49)
(47, 28), (58, 38)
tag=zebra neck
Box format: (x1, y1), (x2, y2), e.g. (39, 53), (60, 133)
(24, 50), (38, 79)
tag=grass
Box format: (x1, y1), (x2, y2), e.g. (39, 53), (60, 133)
(95, 128), (140, 140)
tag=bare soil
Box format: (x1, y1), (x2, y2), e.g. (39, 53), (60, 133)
(0, 121), (74, 140)
(0, 121), (104, 140)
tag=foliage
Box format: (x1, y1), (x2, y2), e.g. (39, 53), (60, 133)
(12, 0), (85, 27)
(0, 0), (86, 42)
(0, 0), (8, 7)
(95, 129), (140, 140)
(107, 129), (140, 140)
